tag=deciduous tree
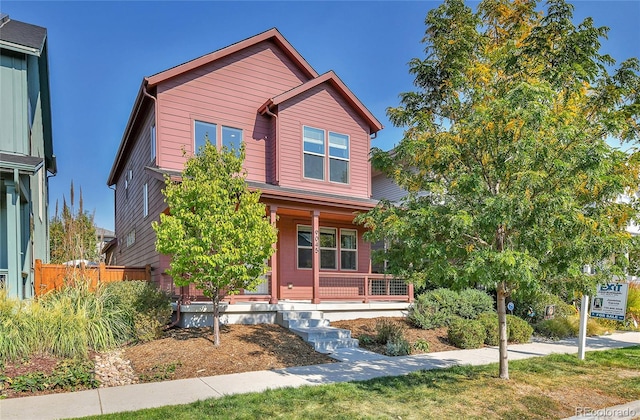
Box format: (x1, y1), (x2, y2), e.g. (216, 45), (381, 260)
(358, 0), (640, 379)
(153, 142), (277, 346)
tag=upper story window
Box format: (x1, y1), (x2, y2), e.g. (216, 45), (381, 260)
(150, 123), (156, 162)
(143, 183), (149, 218)
(329, 132), (349, 184)
(194, 120), (217, 153)
(222, 126), (242, 153)
(303, 127), (349, 184)
(303, 126), (325, 180)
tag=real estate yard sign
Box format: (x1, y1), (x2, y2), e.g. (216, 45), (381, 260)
(590, 283), (629, 321)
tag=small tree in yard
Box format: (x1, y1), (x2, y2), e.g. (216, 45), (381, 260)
(153, 141), (277, 346)
(50, 181), (99, 264)
(358, 0), (640, 379)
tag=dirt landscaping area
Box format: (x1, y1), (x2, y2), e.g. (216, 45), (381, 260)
(2, 317), (454, 399)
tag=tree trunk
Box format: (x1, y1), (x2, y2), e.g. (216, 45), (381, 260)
(212, 292), (221, 347)
(497, 281), (509, 380)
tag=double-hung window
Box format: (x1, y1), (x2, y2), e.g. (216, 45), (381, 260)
(303, 127), (325, 180)
(222, 126), (242, 155)
(329, 132), (349, 183)
(319, 228), (337, 269)
(297, 226), (313, 269)
(340, 229), (357, 270)
(194, 120), (217, 153)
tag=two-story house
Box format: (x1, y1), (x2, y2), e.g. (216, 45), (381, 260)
(0, 14), (56, 299)
(107, 28), (412, 310)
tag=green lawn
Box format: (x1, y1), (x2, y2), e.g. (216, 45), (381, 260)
(82, 347), (640, 420)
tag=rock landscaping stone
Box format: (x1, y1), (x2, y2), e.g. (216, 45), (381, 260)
(94, 350), (139, 387)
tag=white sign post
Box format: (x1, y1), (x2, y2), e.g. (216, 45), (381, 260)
(578, 294), (589, 360)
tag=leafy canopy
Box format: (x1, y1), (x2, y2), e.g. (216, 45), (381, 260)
(359, 0), (640, 298)
(153, 142), (277, 300)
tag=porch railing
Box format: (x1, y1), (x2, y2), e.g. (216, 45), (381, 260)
(319, 273), (413, 303)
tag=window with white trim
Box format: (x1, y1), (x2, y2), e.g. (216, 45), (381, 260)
(303, 126), (325, 180)
(150, 123), (156, 161)
(329, 132), (349, 183)
(194, 120), (217, 153)
(340, 229), (357, 270)
(297, 225), (353, 270)
(297, 226), (313, 269)
(143, 183), (148, 218)
(222, 126), (242, 154)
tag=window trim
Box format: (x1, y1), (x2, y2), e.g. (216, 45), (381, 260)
(302, 126), (326, 181)
(340, 228), (358, 271)
(194, 120), (217, 154)
(328, 132), (350, 184)
(143, 183), (149, 218)
(296, 224), (357, 271)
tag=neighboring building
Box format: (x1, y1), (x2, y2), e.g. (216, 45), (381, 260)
(95, 227), (116, 262)
(0, 14), (56, 299)
(107, 28), (412, 304)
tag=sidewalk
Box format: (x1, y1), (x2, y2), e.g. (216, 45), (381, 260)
(1, 332), (639, 419)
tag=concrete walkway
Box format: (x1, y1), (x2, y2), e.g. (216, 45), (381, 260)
(1, 332), (638, 420)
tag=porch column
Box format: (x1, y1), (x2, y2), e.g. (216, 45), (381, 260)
(269, 205), (278, 304)
(312, 210), (320, 304)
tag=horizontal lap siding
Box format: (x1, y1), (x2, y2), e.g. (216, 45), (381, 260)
(113, 109), (165, 284)
(277, 84), (371, 198)
(156, 40), (309, 183)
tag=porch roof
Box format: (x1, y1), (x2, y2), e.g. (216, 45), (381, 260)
(0, 153), (44, 175)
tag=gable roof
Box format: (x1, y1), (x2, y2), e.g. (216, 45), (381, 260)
(145, 28), (318, 88)
(258, 70), (383, 134)
(108, 28), (319, 186)
(0, 14), (47, 56)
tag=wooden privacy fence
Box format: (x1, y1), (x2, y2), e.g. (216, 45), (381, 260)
(34, 259), (151, 297)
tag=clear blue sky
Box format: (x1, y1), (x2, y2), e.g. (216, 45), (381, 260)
(2, 1), (639, 231)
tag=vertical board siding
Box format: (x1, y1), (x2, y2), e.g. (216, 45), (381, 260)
(0, 54), (28, 154)
(277, 83), (371, 199)
(113, 107), (166, 285)
(156, 40), (309, 183)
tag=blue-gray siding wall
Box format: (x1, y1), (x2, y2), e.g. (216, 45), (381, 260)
(0, 52), (28, 154)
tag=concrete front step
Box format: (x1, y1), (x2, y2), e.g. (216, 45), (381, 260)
(277, 310), (360, 354)
(312, 338), (360, 354)
(290, 326), (352, 342)
(282, 318), (331, 329)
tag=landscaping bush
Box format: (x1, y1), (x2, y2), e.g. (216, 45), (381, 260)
(386, 337), (412, 356)
(477, 312), (499, 346)
(408, 288), (495, 330)
(534, 317), (574, 340)
(0, 292), (36, 362)
(512, 291), (577, 323)
(447, 317), (485, 349)
(106, 281), (172, 342)
(507, 314), (533, 343)
(457, 289), (495, 319)
(5, 359), (98, 393)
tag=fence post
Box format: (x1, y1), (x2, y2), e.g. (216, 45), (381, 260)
(145, 265), (152, 282)
(99, 262), (106, 282)
(34, 259), (43, 297)
(363, 275), (369, 303)
(408, 282), (414, 303)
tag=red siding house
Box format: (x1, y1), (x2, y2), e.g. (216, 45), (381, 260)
(107, 29), (412, 309)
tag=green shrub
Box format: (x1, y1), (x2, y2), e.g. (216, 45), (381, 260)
(0, 292), (36, 361)
(375, 318), (406, 345)
(477, 312), (499, 346)
(7, 359), (98, 393)
(385, 338), (412, 356)
(413, 338), (430, 352)
(507, 315), (533, 343)
(447, 317), (485, 349)
(512, 291), (577, 323)
(534, 317), (575, 340)
(106, 281), (172, 342)
(408, 288), (494, 330)
(457, 289), (495, 319)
